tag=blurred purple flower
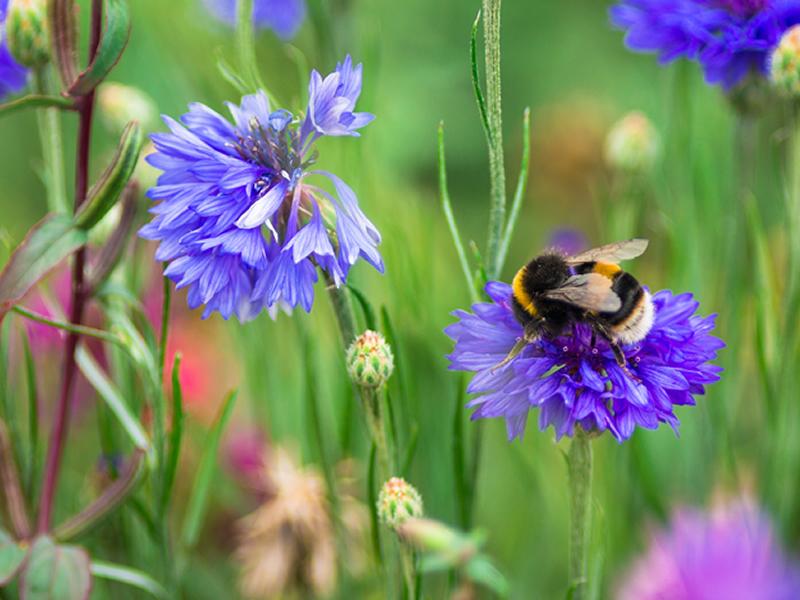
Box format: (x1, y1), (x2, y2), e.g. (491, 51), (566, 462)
(140, 56), (380, 320)
(302, 55), (375, 139)
(445, 283), (723, 442)
(617, 498), (800, 600)
(202, 0), (306, 40)
(546, 228), (587, 256)
(0, 0), (27, 100)
(610, 0), (800, 89)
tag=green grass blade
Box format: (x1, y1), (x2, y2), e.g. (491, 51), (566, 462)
(497, 107), (531, 271)
(181, 390), (238, 550)
(91, 561), (168, 599)
(159, 353), (184, 515)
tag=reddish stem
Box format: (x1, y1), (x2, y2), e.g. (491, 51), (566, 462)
(37, 0), (103, 533)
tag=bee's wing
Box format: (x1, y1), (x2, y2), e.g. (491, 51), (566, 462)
(565, 238), (649, 265)
(541, 273), (622, 313)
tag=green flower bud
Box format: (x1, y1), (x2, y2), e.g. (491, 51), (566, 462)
(5, 0), (49, 68)
(377, 477), (423, 529)
(603, 112), (659, 174)
(98, 83), (159, 134)
(771, 25), (800, 97)
(346, 330), (394, 388)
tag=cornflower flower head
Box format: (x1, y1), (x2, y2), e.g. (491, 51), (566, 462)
(202, 0), (306, 40)
(0, 0), (27, 100)
(616, 498), (800, 599)
(140, 56), (380, 320)
(446, 282), (723, 442)
(610, 0), (800, 89)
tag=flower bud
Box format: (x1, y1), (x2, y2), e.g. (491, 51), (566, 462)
(98, 83), (159, 133)
(5, 0), (49, 68)
(603, 112), (659, 174)
(346, 330), (394, 388)
(771, 25), (800, 97)
(377, 477), (422, 529)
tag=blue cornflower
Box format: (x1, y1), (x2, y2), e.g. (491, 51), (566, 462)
(140, 56), (380, 320)
(0, 0), (27, 100)
(445, 282), (723, 442)
(610, 0), (800, 89)
(202, 0), (306, 40)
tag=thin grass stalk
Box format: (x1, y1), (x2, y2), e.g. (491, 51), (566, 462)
(567, 430), (593, 600)
(33, 68), (68, 213)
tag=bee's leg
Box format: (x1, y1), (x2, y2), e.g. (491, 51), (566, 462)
(492, 319), (542, 373)
(588, 318), (641, 383)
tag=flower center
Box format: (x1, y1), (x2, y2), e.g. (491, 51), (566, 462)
(233, 114), (315, 177)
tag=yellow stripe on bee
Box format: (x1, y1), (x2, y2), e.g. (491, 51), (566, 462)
(512, 267), (538, 317)
(592, 261), (621, 279)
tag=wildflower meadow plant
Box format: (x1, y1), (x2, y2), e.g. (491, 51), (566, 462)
(141, 56), (380, 319)
(610, 0), (800, 89)
(202, 0), (306, 40)
(0, 0), (27, 99)
(617, 498), (800, 599)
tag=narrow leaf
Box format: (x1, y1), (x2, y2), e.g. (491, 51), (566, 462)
(0, 420), (31, 539)
(497, 107), (532, 271)
(75, 345), (150, 452)
(86, 182), (137, 293)
(438, 123), (478, 303)
(159, 353), (184, 514)
(53, 449), (145, 541)
(181, 391), (238, 549)
(346, 284), (377, 330)
(470, 10), (491, 142)
(0, 215), (87, 318)
(68, 0), (131, 96)
(20, 536), (92, 600)
(367, 443), (383, 565)
(0, 528), (27, 585)
(216, 50), (249, 95)
(74, 123), (143, 230)
(91, 561), (167, 599)
(0, 95), (74, 119)
(21, 331), (40, 500)
(47, 0), (79, 86)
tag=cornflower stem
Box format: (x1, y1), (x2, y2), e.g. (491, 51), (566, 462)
(566, 430), (593, 600)
(482, 0), (506, 280)
(33, 68), (68, 213)
(399, 545), (416, 600)
(37, 0), (103, 533)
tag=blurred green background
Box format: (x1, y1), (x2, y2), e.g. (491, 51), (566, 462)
(1, 0), (797, 598)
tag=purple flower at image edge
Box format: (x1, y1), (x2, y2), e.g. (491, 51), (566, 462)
(616, 499), (800, 600)
(609, 0), (800, 89)
(0, 0), (28, 100)
(139, 55), (380, 320)
(202, 0), (306, 40)
(445, 282), (724, 442)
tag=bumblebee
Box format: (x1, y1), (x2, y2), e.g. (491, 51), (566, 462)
(499, 239), (654, 372)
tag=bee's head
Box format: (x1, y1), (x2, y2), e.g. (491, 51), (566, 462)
(523, 254), (570, 293)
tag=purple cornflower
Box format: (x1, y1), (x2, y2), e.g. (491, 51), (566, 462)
(140, 56), (380, 320)
(202, 0), (306, 40)
(610, 0), (800, 89)
(0, 0), (27, 100)
(616, 498), (800, 599)
(445, 282), (723, 442)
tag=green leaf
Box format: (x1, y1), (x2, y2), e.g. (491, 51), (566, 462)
(215, 50), (248, 95)
(497, 107), (532, 271)
(0, 95), (74, 119)
(470, 9), (491, 142)
(346, 284), (377, 330)
(181, 391), (237, 549)
(90, 561), (167, 599)
(465, 555), (509, 597)
(75, 345), (150, 453)
(0, 214), (87, 319)
(0, 529), (27, 585)
(20, 536), (91, 600)
(47, 0), (79, 87)
(74, 122), (142, 230)
(159, 353), (184, 514)
(68, 0), (131, 96)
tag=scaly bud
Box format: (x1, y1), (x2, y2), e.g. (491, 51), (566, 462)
(5, 0), (49, 68)
(377, 477), (423, 529)
(771, 25), (800, 97)
(98, 83), (159, 133)
(603, 111), (659, 174)
(346, 330), (394, 388)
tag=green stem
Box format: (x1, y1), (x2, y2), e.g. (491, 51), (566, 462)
(12, 305), (123, 348)
(567, 431), (593, 600)
(400, 545), (416, 600)
(482, 0), (506, 280)
(236, 0), (264, 92)
(34, 68), (68, 213)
